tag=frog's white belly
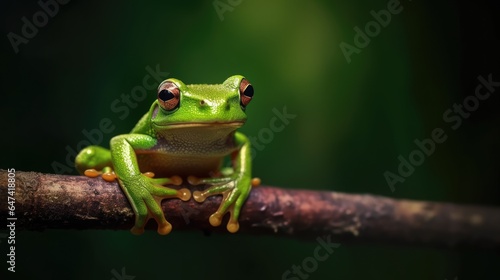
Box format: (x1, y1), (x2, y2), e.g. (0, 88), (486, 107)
(135, 125), (238, 177)
(136, 152), (227, 177)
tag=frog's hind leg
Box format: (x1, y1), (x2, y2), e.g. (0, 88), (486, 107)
(188, 174), (257, 233)
(188, 176), (238, 231)
(75, 145), (116, 181)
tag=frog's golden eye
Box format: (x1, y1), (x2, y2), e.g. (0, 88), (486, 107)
(239, 78), (253, 108)
(158, 82), (180, 111)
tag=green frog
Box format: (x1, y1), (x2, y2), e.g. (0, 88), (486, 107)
(75, 75), (256, 235)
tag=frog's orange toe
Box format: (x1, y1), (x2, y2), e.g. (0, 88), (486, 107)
(187, 175), (202, 185)
(209, 213), (223, 227)
(157, 222), (172, 235)
(102, 172), (117, 182)
(84, 169), (101, 178)
(170, 175), (183, 186)
(227, 220), (239, 233)
(193, 190), (207, 202)
(177, 188), (192, 201)
(251, 177), (261, 187)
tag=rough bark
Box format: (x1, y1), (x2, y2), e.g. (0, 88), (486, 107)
(1, 170), (499, 250)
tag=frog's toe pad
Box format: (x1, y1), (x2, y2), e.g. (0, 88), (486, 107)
(187, 175), (202, 185)
(102, 172), (117, 182)
(208, 212), (240, 233)
(251, 177), (261, 187)
(193, 190), (207, 202)
(157, 222), (172, 235)
(170, 175), (183, 186)
(209, 213), (223, 226)
(83, 168), (117, 182)
(84, 169), (101, 178)
(227, 220), (239, 233)
(177, 188), (192, 201)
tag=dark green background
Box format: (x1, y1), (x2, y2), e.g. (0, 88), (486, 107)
(1, 0), (499, 279)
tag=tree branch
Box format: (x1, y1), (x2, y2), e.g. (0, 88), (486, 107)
(1, 170), (499, 250)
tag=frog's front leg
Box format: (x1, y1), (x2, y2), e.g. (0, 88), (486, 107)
(76, 146), (159, 182)
(190, 132), (252, 233)
(110, 134), (191, 235)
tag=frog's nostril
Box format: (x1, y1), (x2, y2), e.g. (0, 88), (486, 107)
(200, 100), (206, 106)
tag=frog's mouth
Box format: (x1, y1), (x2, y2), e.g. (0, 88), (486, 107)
(154, 121), (245, 129)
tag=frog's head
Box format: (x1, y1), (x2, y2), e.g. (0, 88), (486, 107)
(151, 75), (253, 131)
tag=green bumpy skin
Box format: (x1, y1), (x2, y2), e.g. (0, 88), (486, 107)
(75, 75), (255, 235)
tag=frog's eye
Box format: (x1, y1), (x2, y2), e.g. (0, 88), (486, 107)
(239, 78), (253, 108)
(157, 82), (180, 111)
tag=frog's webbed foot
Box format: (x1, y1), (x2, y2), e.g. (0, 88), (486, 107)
(188, 175), (258, 233)
(123, 174), (190, 235)
(84, 168), (187, 235)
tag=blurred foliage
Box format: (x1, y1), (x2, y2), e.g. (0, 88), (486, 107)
(1, 0), (499, 279)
